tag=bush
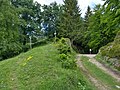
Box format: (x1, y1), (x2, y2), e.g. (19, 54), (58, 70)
(59, 53), (68, 62)
(99, 31), (120, 58)
(98, 31), (120, 71)
(99, 42), (113, 57)
(109, 44), (120, 58)
(56, 38), (71, 55)
(0, 42), (22, 60)
(56, 38), (76, 69)
(59, 45), (71, 54)
(60, 38), (66, 44)
(62, 59), (76, 69)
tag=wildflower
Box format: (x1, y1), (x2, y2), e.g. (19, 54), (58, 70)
(26, 56), (33, 61)
(21, 56), (33, 66)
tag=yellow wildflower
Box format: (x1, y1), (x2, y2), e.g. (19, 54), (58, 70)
(26, 56), (33, 61)
(21, 56), (33, 66)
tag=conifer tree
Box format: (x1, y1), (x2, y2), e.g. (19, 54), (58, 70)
(58, 0), (82, 41)
(84, 6), (92, 30)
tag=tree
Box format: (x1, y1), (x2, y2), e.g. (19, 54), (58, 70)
(101, 0), (120, 42)
(0, 0), (22, 59)
(84, 6), (92, 30)
(79, 6), (92, 53)
(11, 0), (43, 45)
(58, 0), (82, 41)
(85, 0), (120, 53)
(42, 2), (62, 38)
(86, 4), (103, 53)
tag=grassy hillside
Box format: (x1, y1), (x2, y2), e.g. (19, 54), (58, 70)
(0, 43), (93, 90)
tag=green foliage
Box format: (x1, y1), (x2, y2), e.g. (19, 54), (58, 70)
(109, 44), (120, 58)
(86, 5), (103, 53)
(76, 0), (120, 53)
(84, 6), (92, 30)
(86, 0), (120, 53)
(0, 0), (45, 60)
(74, 6), (92, 53)
(0, 42), (22, 60)
(58, 0), (82, 40)
(56, 38), (76, 69)
(56, 38), (71, 54)
(0, 0), (22, 60)
(58, 53), (76, 69)
(114, 30), (120, 44)
(59, 54), (68, 61)
(42, 2), (62, 38)
(100, 31), (120, 58)
(62, 59), (76, 69)
(99, 43), (112, 57)
(98, 30), (120, 70)
(11, 0), (43, 45)
(100, 42), (120, 58)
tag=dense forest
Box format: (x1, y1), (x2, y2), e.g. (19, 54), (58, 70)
(0, 0), (120, 60)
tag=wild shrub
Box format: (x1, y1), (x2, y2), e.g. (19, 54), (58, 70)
(58, 53), (68, 62)
(98, 31), (120, 71)
(0, 42), (22, 60)
(62, 59), (76, 69)
(56, 38), (76, 69)
(56, 38), (71, 54)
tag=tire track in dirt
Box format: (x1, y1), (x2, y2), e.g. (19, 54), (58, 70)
(81, 54), (120, 82)
(89, 58), (120, 82)
(77, 54), (110, 90)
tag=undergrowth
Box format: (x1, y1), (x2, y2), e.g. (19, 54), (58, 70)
(55, 38), (76, 69)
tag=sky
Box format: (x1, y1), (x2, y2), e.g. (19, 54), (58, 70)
(34, 0), (104, 17)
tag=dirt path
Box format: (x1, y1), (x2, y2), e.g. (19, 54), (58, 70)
(77, 55), (110, 90)
(81, 54), (120, 82)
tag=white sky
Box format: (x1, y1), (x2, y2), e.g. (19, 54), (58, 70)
(34, 0), (104, 17)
